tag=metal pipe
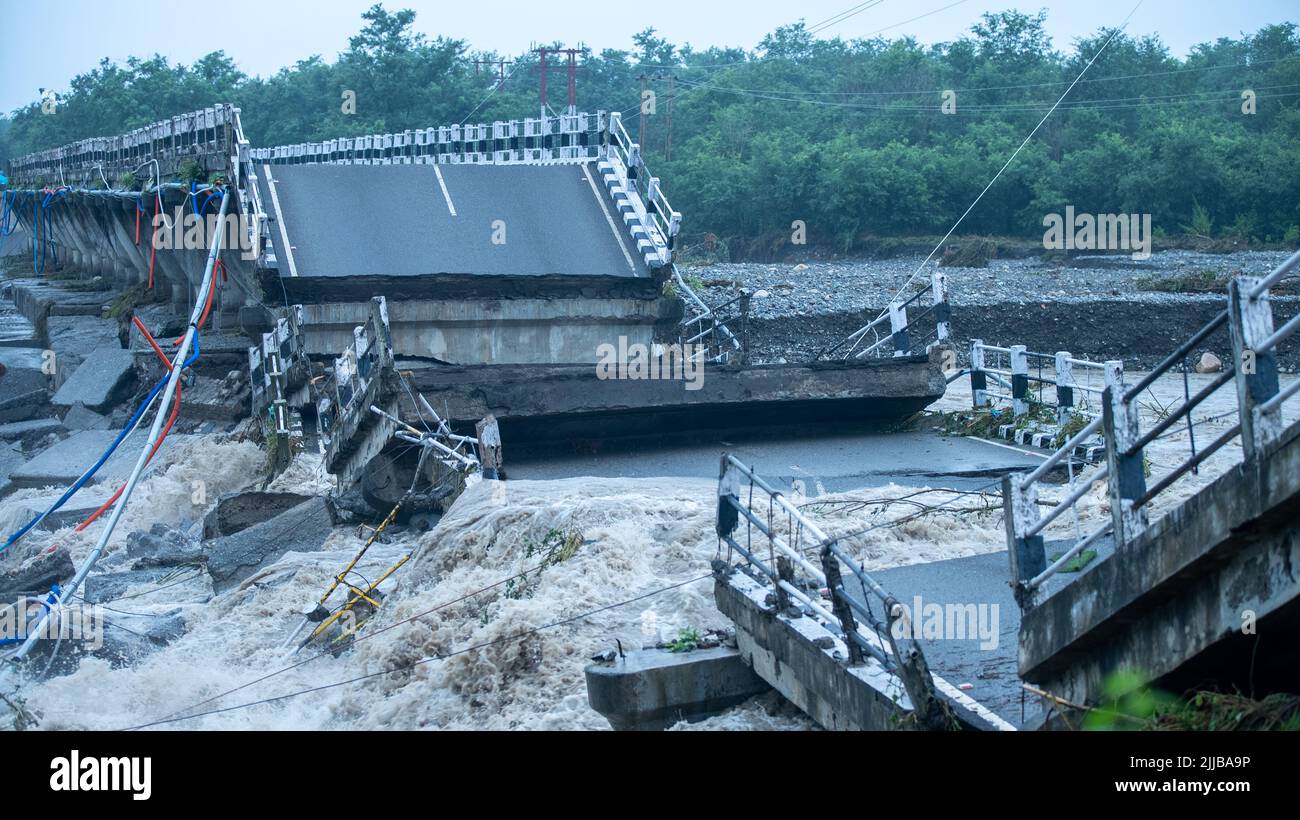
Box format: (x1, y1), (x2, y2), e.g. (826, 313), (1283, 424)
(1258, 376), (1300, 415)
(1025, 464), (1109, 538)
(1123, 311), (1228, 402)
(1247, 247), (1300, 300)
(1125, 367), (1235, 456)
(1254, 310), (1300, 356)
(1133, 422), (1242, 509)
(12, 189), (232, 661)
(1026, 523), (1111, 591)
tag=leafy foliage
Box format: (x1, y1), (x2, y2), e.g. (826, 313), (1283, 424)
(4, 7), (1299, 250)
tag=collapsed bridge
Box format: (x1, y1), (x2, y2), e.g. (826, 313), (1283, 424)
(5, 103), (952, 496)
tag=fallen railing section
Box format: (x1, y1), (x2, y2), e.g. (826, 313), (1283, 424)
(673, 267), (745, 364)
(826, 273), (951, 360)
(714, 454), (1011, 730)
(1005, 248), (1300, 609)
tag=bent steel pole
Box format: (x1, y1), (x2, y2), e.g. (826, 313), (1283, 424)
(11, 189), (232, 662)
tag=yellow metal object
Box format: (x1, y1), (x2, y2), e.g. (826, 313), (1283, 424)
(302, 499), (412, 649)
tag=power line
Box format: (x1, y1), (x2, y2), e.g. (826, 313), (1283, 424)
(672, 76), (1300, 113)
(670, 54), (1300, 99)
(832, 0), (1149, 359)
(121, 573), (711, 730)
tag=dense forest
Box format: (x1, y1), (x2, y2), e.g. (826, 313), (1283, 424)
(3, 5), (1299, 253)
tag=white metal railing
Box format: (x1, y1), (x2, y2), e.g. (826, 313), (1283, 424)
(603, 112), (680, 267)
(8, 104), (241, 187)
(970, 341), (1113, 425)
(1005, 249), (1300, 608)
(249, 111), (603, 167)
(826, 273), (951, 360)
(673, 266), (744, 364)
(715, 454), (949, 728)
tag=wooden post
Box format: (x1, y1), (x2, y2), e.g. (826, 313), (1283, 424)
(820, 546), (864, 666)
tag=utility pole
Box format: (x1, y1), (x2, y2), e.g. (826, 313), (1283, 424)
(537, 46), (582, 118)
(535, 46), (551, 120)
(560, 47), (581, 115)
(473, 58), (512, 88)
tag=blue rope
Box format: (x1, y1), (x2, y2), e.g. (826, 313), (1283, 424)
(0, 334), (202, 555)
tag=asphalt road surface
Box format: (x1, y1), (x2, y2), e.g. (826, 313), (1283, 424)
(257, 161), (648, 279)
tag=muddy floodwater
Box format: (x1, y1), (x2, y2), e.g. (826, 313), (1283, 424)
(3, 362), (1290, 730)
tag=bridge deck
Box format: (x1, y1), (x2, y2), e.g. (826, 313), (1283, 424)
(256, 162), (649, 279)
(1020, 416), (1300, 705)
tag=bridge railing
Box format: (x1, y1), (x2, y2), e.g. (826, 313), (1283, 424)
(970, 341), (1113, 425)
(7, 104), (243, 188)
(829, 273), (951, 360)
(673, 267), (745, 364)
(716, 454), (947, 727)
(1005, 249), (1300, 608)
(603, 112), (680, 267)
(249, 112), (604, 166)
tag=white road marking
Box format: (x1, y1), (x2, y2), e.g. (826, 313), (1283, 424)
(433, 165), (457, 216)
(968, 436), (1050, 459)
(263, 163), (298, 278)
(581, 162), (637, 273)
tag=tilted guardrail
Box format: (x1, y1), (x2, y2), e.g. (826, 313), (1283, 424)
(1005, 248), (1300, 608)
(673, 266), (745, 364)
(825, 272), (951, 360)
(6, 104), (248, 189)
(716, 454), (949, 728)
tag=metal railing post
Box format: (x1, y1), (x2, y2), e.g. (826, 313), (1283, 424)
(889, 301), (909, 357)
(931, 271), (951, 344)
(970, 339), (988, 408)
(1003, 473), (1045, 608)
(1054, 351), (1074, 425)
(820, 547), (864, 666)
(1010, 344), (1029, 416)
(716, 453), (741, 542)
(1229, 276), (1281, 458)
(1102, 360), (1147, 548)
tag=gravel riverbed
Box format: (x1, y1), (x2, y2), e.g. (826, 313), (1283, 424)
(685, 250), (1300, 369)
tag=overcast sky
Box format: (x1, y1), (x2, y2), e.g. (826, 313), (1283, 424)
(3, 0), (1296, 113)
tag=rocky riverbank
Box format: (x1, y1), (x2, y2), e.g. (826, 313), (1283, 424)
(685, 249), (1300, 369)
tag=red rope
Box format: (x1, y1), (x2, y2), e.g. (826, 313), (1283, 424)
(74, 378), (183, 534)
(132, 315), (172, 370)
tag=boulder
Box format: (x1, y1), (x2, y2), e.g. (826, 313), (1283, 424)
(205, 497), (334, 591)
(1194, 351), (1223, 374)
(52, 347), (136, 412)
(202, 490), (313, 539)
